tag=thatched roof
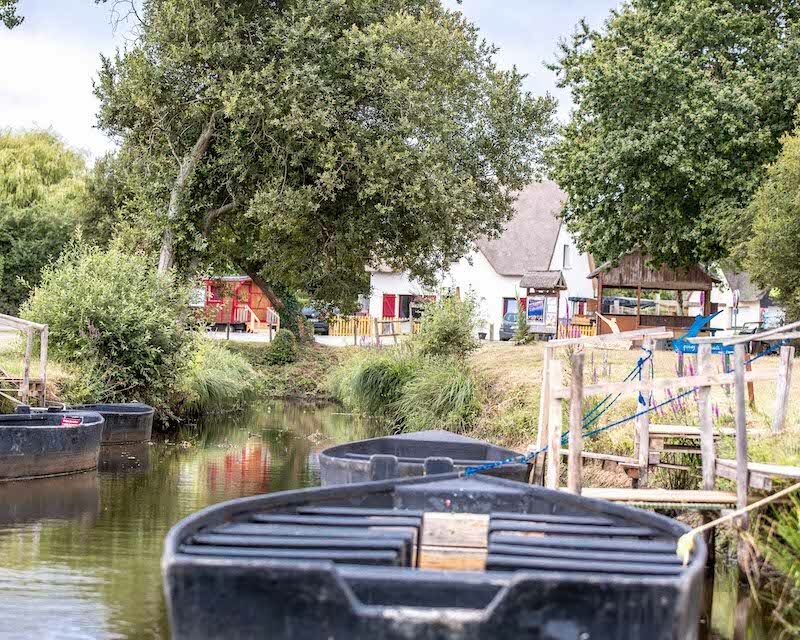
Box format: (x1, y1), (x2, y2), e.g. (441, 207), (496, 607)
(519, 270), (566, 290)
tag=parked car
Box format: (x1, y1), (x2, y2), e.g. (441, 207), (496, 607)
(499, 311), (518, 341)
(302, 306), (329, 335)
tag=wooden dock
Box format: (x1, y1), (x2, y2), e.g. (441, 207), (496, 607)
(577, 488), (738, 510)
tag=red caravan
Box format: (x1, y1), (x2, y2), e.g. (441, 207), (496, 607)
(197, 276), (277, 332)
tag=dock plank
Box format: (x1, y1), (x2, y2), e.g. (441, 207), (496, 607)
(577, 488), (737, 505)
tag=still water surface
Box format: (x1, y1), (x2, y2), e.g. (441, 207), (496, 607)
(0, 400), (774, 639)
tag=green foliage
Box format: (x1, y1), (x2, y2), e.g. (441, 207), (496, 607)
(329, 347), (479, 432)
(265, 329), (298, 365)
(95, 0), (555, 307)
(755, 497), (800, 635)
(0, 0), (22, 29)
(21, 245), (191, 409)
(0, 130), (86, 312)
(513, 298), (530, 343)
(394, 357), (479, 432)
(746, 125), (800, 319)
(549, 1), (800, 267)
(414, 296), (479, 359)
(174, 337), (257, 415)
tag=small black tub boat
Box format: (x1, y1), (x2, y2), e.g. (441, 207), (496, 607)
(319, 429), (529, 485)
(163, 471), (705, 640)
(65, 403), (154, 444)
(0, 410), (104, 480)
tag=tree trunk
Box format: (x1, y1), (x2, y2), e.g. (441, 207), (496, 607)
(158, 112), (219, 274)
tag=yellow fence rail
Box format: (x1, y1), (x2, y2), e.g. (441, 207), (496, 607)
(556, 323), (598, 339)
(329, 316), (421, 338)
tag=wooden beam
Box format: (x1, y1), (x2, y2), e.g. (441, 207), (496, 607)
(552, 368), (778, 400)
(722, 319), (800, 346)
(697, 344), (715, 491)
(733, 344), (749, 518)
(578, 488), (737, 505)
(567, 352), (584, 495)
(636, 337), (653, 487)
(531, 345), (551, 485)
(0, 313), (46, 331)
(38, 326), (48, 406)
(772, 346), (795, 434)
(545, 358), (563, 490)
(20, 327), (32, 405)
(545, 326), (672, 348)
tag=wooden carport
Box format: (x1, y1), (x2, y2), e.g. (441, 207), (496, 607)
(588, 252), (719, 336)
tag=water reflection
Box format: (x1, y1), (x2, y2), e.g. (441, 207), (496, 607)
(0, 400), (374, 639)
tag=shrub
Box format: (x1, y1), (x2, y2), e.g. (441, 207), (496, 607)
(394, 357), (480, 433)
(414, 296), (478, 359)
(21, 245), (191, 409)
(174, 338), (257, 415)
(265, 329), (298, 365)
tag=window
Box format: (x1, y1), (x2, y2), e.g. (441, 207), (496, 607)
(399, 295), (412, 319)
(562, 244), (572, 270)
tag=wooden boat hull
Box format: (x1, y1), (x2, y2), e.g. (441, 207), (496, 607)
(68, 403), (154, 444)
(320, 430), (529, 485)
(0, 411), (104, 480)
(163, 474), (705, 640)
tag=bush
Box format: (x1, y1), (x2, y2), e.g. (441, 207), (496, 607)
(265, 329), (298, 365)
(174, 338), (257, 415)
(21, 245), (191, 409)
(414, 296), (479, 359)
(394, 357), (480, 433)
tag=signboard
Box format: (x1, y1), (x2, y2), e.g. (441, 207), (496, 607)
(527, 295), (558, 334)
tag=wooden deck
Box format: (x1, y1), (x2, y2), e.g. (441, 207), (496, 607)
(578, 488), (738, 509)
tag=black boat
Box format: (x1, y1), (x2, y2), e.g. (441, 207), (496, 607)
(319, 429), (529, 485)
(163, 472), (705, 640)
(66, 403), (154, 444)
(0, 410), (104, 480)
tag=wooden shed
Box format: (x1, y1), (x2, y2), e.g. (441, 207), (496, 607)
(588, 252), (719, 336)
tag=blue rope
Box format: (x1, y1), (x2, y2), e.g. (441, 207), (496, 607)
(582, 348), (653, 431)
(724, 340), (787, 372)
(463, 383), (696, 477)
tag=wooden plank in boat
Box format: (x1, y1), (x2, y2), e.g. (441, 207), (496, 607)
(418, 513), (489, 571)
(417, 546), (487, 571)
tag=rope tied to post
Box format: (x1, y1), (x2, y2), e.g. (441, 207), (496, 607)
(676, 481), (800, 565)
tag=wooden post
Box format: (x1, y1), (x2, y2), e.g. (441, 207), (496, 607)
(745, 359), (756, 408)
(545, 358), (563, 490)
(353, 318), (358, 346)
(532, 346), (552, 485)
(567, 352), (584, 495)
(636, 337), (653, 487)
(697, 344), (716, 490)
(38, 326), (48, 406)
(489, 323), (494, 341)
(21, 327), (33, 404)
(772, 345), (795, 434)
(733, 342), (750, 572)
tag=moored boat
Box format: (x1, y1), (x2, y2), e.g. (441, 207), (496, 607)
(66, 403), (154, 444)
(0, 410), (104, 480)
(163, 473), (705, 640)
(319, 429), (529, 485)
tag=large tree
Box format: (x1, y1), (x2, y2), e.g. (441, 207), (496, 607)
(0, 130), (85, 313)
(0, 0), (22, 29)
(747, 123), (800, 319)
(95, 0), (555, 312)
(549, 0), (800, 267)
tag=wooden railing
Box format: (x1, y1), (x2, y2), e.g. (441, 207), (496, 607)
(556, 322), (597, 339)
(243, 305), (280, 335)
(0, 313), (48, 406)
(329, 315), (374, 337)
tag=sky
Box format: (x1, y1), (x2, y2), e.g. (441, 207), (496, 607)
(0, 0), (620, 160)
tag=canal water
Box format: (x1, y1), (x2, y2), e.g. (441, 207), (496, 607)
(0, 400), (775, 639)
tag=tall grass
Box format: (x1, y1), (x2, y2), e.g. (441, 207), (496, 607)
(175, 338), (258, 415)
(395, 358), (479, 433)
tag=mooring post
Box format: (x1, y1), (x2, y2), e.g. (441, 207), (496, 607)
(733, 343), (750, 572)
(532, 345), (552, 485)
(545, 358), (563, 490)
(772, 345), (795, 434)
(20, 327), (33, 405)
(567, 352), (584, 495)
(697, 344), (716, 490)
(635, 337), (654, 487)
(38, 326), (48, 406)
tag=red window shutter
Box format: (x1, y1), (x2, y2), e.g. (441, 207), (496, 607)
(382, 294), (396, 317)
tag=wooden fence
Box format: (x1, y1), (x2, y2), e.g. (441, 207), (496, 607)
(0, 313), (48, 406)
(329, 316), (421, 340)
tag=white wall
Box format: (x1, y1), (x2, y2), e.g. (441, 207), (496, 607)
(548, 225), (595, 318)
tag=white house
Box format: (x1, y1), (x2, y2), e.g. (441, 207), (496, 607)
(367, 181), (595, 339)
(711, 270), (785, 331)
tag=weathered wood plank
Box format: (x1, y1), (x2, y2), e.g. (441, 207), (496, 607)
(772, 346), (795, 434)
(552, 368), (778, 400)
(20, 327), (32, 405)
(545, 359), (563, 490)
(38, 326), (48, 406)
(636, 337), (653, 487)
(733, 344), (749, 521)
(567, 352), (584, 495)
(417, 546), (487, 571)
(420, 513), (489, 548)
(532, 346), (551, 485)
(579, 488), (737, 505)
(716, 458), (800, 479)
(545, 327), (672, 348)
(697, 344), (716, 491)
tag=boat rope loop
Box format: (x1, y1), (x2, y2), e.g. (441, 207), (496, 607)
(676, 481), (800, 565)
